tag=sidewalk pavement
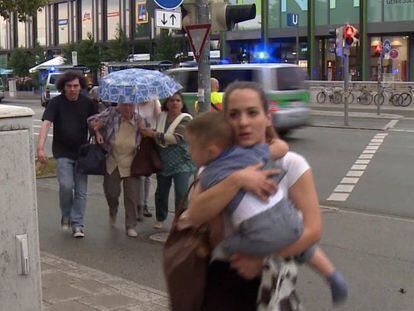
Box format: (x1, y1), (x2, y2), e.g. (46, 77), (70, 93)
(41, 252), (168, 311)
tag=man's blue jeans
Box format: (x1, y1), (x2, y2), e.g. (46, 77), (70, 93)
(56, 158), (88, 229)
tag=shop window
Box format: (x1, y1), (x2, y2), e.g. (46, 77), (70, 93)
(367, 0), (381, 22)
(329, 0), (359, 25)
(370, 36), (409, 82)
(37, 8), (46, 46)
(0, 17), (7, 49)
(58, 2), (69, 45)
(316, 0), (328, 26)
(281, 0), (307, 27)
(384, 1), (414, 22)
(107, 0), (120, 40)
(82, 0), (93, 39)
(17, 20), (26, 48)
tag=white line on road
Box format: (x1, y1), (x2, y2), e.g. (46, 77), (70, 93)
(327, 132), (388, 202)
(382, 119), (399, 131)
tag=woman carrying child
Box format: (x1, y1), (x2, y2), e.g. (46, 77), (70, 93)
(182, 81), (347, 310)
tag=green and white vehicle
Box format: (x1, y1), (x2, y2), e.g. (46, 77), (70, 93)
(167, 63), (310, 135)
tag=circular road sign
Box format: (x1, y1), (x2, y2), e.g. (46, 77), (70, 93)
(389, 49), (399, 59)
(154, 0), (183, 10)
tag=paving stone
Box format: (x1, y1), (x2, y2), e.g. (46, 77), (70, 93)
(41, 262), (56, 271)
(42, 283), (89, 303)
(71, 279), (114, 295)
(79, 293), (139, 309)
(42, 271), (80, 288)
(43, 301), (98, 311)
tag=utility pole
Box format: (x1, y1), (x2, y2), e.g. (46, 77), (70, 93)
(261, 0), (269, 49)
(343, 47), (350, 126)
(197, 0), (211, 113)
(376, 48), (383, 116)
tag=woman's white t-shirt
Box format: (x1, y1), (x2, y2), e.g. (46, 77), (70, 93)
(137, 99), (161, 129)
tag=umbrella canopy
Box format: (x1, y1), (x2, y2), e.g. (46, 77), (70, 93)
(0, 67), (13, 75)
(99, 68), (182, 104)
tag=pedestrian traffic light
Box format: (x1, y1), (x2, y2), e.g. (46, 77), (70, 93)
(343, 24), (359, 47)
(374, 43), (383, 57)
(328, 27), (343, 57)
(182, 0), (256, 34)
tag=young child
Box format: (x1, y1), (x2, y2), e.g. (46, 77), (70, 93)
(182, 111), (348, 305)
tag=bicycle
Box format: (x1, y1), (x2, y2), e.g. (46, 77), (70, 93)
(356, 86), (373, 105)
(374, 86), (402, 106)
(316, 86), (342, 104)
(340, 85), (355, 105)
(398, 86), (413, 107)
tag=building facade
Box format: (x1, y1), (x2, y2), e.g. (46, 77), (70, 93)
(1, 0), (414, 81)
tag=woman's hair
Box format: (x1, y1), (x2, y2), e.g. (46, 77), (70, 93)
(222, 81), (268, 113)
(161, 92), (189, 113)
(186, 111), (235, 149)
(56, 70), (87, 93)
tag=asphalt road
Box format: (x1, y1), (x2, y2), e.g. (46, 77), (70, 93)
(4, 98), (414, 310)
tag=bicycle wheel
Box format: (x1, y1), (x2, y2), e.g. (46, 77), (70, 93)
(399, 92), (412, 107)
(333, 92), (342, 104)
(374, 93), (385, 106)
(359, 93), (371, 105)
(390, 93), (402, 106)
(316, 92), (326, 104)
(345, 92), (354, 104)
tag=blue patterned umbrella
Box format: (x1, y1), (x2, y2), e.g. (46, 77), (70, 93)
(99, 68), (182, 104)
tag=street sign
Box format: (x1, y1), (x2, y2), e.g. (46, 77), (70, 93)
(154, 0), (183, 10)
(389, 49), (399, 59)
(383, 39), (392, 54)
(185, 24), (211, 63)
(155, 9), (181, 29)
(287, 13), (299, 27)
(71, 51), (78, 66)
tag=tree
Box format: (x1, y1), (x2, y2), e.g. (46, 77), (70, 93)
(9, 47), (35, 76)
(33, 41), (45, 65)
(154, 30), (185, 64)
(0, 0), (48, 22)
(63, 34), (102, 83)
(102, 28), (131, 62)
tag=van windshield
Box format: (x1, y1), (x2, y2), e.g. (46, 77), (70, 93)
(273, 67), (306, 90)
(49, 74), (61, 85)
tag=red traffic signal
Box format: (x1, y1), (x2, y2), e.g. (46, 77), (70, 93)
(374, 44), (383, 57)
(344, 25), (354, 46)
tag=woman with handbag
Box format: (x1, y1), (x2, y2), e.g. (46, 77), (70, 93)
(88, 102), (145, 237)
(182, 81), (323, 310)
(140, 92), (196, 230)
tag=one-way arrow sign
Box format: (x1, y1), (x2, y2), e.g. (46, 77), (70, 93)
(155, 9), (181, 30)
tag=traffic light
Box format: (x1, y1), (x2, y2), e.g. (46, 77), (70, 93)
(328, 27), (343, 57)
(374, 43), (383, 57)
(343, 24), (359, 47)
(182, 0), (256, 34)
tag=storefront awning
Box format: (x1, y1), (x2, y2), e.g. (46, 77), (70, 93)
(29, 56), (65, 73)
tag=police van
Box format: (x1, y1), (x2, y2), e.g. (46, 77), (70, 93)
(167, 63), (310, 135)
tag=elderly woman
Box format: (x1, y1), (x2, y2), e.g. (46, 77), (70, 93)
(140, 92), (195, 229)
(185, 81), (322, 310)
(89, 102), (144, 237)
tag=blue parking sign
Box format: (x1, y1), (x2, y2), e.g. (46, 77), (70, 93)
(154, 0), (183, 10)
(287, 13), (299, 27)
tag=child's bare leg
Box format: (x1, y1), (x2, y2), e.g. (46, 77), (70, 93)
(307, 247), (348, 305)
(308, 247), (335, 277)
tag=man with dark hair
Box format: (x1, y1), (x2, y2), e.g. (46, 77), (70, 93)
(37, 70), (97, 238)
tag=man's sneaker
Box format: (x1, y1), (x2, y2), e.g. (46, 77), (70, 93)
(143, 206), (152, 217)
(73, 228), (85, 238)
(127, 228), (138, 237)
(153, 221), (163, 229)
(61, 218), (70, 231)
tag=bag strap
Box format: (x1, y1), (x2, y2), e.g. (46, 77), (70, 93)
(176, 177), (199, 216)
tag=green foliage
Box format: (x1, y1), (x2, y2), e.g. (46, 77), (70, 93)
(102, 28), (131, 62)
(9, 47), (35, 76)
(33, 41), (46, 65)
(0, 0), (48, 22)
(63, 34), (102, 79)
(154, 30), (185, 64)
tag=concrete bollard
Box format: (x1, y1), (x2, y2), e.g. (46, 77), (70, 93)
(0, 105), (42, 310)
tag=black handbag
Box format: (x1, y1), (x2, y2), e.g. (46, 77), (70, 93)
(76, 137), (107, 175)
